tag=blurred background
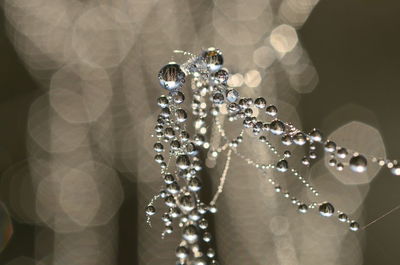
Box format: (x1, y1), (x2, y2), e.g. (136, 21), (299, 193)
(0, 0), (400, 264)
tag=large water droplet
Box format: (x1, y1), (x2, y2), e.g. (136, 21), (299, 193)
(349, 155), (367, 173)
(276, 159), (289, 172)
(319, 202), (335, 217)
(270, 120), (285, 135)
(158, 63), (185, 91)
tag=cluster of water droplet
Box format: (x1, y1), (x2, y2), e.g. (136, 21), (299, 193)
(147, 47), (400, 264)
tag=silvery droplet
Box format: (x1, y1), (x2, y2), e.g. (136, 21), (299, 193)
(244, 108), (253, 117)
(175, 109), (187, 123)
(165, 225), (173, 234)
(270, 120), (286, 135)
(165, 195), (176, 207)
(186, 142), (198, 156)
(209, 206), (218, 213)
(199, 218), (208, 230)
(298, 204), (308, 213)
(193, 160), (202, 171)
(158, 63), (185, 90)
(198, 203), (207, 214)
(153, 142), (164, 153)
(154, 154), (164, 163)
(157, 96), (169, 108)
(349, 155), (368, 173)
(226, 89), (239, 103)
(173, 91), (185, 104)
(336, 162), (344, 171)
(276, 159), (289, 172)
(293, 132), (307, 145)
(349, 221), (360, 231)
(266, 105), (278, 116)
(164, 174), (175, 184)
(213, 92), (225, 104)
(170, 140), (181, 150)
(338, 213), (348, 222)
(180, 131), (190, 141)
(202, 47), (224, 72)
(309, 151), (317, 159)
(319, 202), (335, 217)
(179, 195), (195, 212)
(161, 107), (171, 118)
(302, 157), (310, 166)
(328, 158), (337, 167)
(254, 97), (267, 108)
(203, 231), (212, 242)
(309, 128), (323, 142)
(183, 224), (198, 242)
(324, 141), (337, 152)
(145, 205), (156, 215)
(170, 207), (181, 218)
(284, 150), (291, 158)
(164, 127), (175, 138)
(207, 248), (216, 258)
(189, 210), (201, 221)
(337, 147), (348, 159)
(228, 103), (239, 113)
(176, 246), (189, 259)
(166, 182), (180, 194)
(176, 155), (190, 170)
(213, 68), (229, 84)
(281, 135), (292, 145)
(161, 213), (171, 223)
(188, 177), (202, 192)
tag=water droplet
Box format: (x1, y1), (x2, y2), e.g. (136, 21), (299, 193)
(266, 105), (278, 116)
(298, 204), (308, 213)
(293, 132), (307, 145)
(158, 63), (185, 90)
(145, 205), (156, 216)
(226, 89), (239, 103)
(350, 221), (360, 231)
(338, 213), (348, 222)
(349, 155), (368, 173)
(270, 120), (285, 135)
(319, 202), (335, 217)
(202, 47), (224, 72)
(324, 141), (337, 152)
(276, 159), (289, 172)
(309, 129), (323, 142)
(176, 155), (191, 170)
